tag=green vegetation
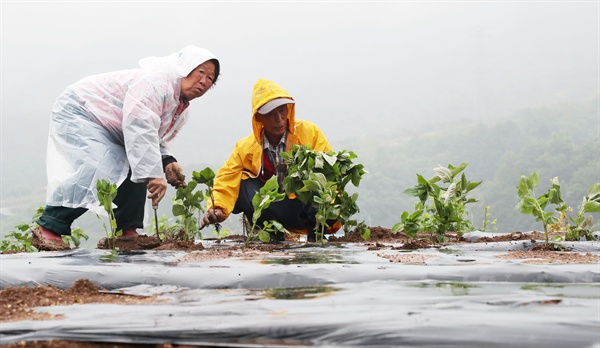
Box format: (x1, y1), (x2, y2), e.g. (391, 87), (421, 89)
(96, 179), (121, 249)
(245, 176), (286, 246)
(392, 163), (481, 243)
(339, 99), (599, 232)
(0, 207), (43, 252)
(516, 172), (600, 245)
(561, 183), (600, 241)
(479, 205), (497, 232)
(282, 145), (369, 243)
(192, 167), (222, 234)
(515, 172), (562, 245)
(150, 214), (186, 241)
(517, 174), (600, 243)
(62, 227), (89, 249)
(0, 206), (89, 253)
(172, 179), (203, 238)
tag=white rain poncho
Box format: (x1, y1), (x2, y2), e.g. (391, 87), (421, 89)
(46, 46), (219, 211)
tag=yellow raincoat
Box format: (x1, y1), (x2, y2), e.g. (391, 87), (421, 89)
(211, 78), (332, 218)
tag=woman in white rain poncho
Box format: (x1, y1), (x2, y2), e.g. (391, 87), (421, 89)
(34, 46), (220, 251)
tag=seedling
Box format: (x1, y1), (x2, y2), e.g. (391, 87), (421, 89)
(0, 207), (44, 252)
(62, 227), (89, 249)
(212, 227), (230, 240)
(258, 220), (286, 242)
(150, 214), (185, 242)
(399, 163), (481, 243)
(96, 179), (121, 249)
(391, 202), (425, 239)
(0, 206), (90, 252)
(564, 183), (600, 241)
(515, 172), (567, 246)
(282, 145), (369, 243)
(172, 179), (203, 240)
(527, 177), (600, 242)
(244, 176), (286, 247)
(480, 205), (497, 232)
(566, 183), (600, 240)
(192, 167), (222, 234)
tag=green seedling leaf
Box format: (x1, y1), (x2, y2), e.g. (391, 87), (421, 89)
(192, 167), (216, 186)
(281, 145), (367, 243)
(96, 179), (120, 250)
(245, 176), (286, 247)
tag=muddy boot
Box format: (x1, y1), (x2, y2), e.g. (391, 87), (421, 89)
(32, 226), (71, 251)
(119, 228), (139, 240)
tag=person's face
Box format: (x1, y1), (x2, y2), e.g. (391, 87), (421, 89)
(180, 61), (216, 101)
(256, 104), (289, 140)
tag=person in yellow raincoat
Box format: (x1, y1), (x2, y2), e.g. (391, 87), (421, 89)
(201, 78), (335, 242)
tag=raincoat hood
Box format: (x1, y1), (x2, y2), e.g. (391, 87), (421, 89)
(139, 45), (220, 80)
(251, 79), (295, 141)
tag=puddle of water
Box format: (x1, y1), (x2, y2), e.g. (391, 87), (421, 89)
(438, 248), (464, 255)
(263, 251), (358, 265)
(521, 283), (600, 299)
(257, 285), (341, 300)
(408, 281), (480, 296)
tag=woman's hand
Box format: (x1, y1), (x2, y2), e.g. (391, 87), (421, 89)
(147, 178), (168, 206)
(165, 162), (187, 188)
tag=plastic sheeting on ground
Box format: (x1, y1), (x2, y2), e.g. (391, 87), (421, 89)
(1, 238), (599, 347)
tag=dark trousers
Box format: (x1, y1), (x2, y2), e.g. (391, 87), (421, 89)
(37, 173), (147, 236)
(232, 177), (316, 232)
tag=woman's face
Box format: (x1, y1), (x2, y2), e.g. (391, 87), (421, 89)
(180, 61), (216, 101)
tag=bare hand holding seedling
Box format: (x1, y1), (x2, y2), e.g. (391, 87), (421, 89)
(201, 208), (225, 230)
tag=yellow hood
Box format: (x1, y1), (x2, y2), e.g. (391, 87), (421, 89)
(251, 78), (295, 141)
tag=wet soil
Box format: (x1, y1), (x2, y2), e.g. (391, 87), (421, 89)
(2, 226), (598, 348)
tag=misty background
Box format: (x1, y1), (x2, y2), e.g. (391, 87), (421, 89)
(1, 1), (599, 243)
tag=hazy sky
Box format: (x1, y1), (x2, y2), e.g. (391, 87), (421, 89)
(1, 1), (598, 226)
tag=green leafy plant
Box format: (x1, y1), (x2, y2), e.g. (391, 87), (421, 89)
(0, 207), (44, 253)
(398, 163), (481, 243)
(96, 179), (121, 249)
(515, 172), (565, 246)
(391, 202), (424, 239)
(257, 220), (286, 243)
(480, 205), (497, 232)
(0, 206), (89, 253)
(565, 183), (600, 241)
(547, 182), (600, 241)
(172, 179), (204, 240)
(282, 145), (369, 243)
(150, 214), (185, 242)
(192, 167), (222, 234)
(212, 227), (230, 239)
(62, 227), (89, 249)
(245, 176), (286, 247)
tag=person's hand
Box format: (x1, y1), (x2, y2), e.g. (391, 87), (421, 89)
(201, 208), (225, 229)
(147, 178), (168, 206)
(165, 162), (187, 188)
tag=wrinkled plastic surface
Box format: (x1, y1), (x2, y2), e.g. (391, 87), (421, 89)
(1, 238), (599, 347)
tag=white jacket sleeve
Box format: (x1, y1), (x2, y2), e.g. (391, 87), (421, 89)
(160, 141), (173, 158)
(122, 76), (168, 183)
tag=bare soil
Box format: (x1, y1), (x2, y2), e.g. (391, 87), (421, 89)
(2, 226), (598, 348)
